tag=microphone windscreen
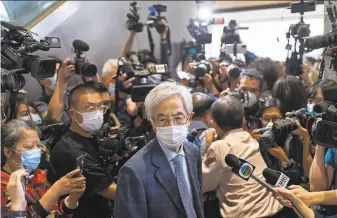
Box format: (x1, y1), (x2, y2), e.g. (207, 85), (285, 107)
(225, 154), (241, 169)
(313, 101), (329, 114)
(73, 39), (89, 52)
(263, 168), (279, 185)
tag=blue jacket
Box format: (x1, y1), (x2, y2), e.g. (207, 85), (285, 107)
(114, 138), (204, 218)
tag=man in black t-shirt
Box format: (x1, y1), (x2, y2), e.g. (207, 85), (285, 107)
(48, 84), (122, 218)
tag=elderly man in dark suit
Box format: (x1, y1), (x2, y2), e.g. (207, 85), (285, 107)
(114, 82), (203, 218)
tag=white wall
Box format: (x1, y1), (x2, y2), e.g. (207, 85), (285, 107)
(206, 4), (325, 61)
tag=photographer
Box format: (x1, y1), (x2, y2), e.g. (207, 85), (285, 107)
(251, 98), (289, 168)
(248, 57), (279, 93)
(35, 58), (75, 125)
(122, 18), (170, 72)
(1, 120), (86, 218)
(48, 84), (121, 218)
(202, 95), (294, 217)
(190, 92), (217, 157)
(273, 75), (307, 116)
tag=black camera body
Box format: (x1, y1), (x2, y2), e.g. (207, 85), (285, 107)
(1, 21), (59, 92)
(96, 113), (144, 161)
(118, 55), (169, 102)
(147, 4), (168, 34)
(69, 39), (97, 77)
(311, 101), (337, 149)
(187, 18), (212, 45)
(126, 2), (144, 32)
(195, 60), (211, 78)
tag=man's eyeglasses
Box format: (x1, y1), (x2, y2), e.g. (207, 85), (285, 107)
(84, 105), (108, 114)
(153, 115), (190, 127)
(261, 116), (282, 123)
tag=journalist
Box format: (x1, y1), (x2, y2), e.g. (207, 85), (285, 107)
(1, 120), (86, 218)
(114, 82), (204, 218)
(35, 58), (75, 124)
(190, 92), (217, 156)
(274, 187), (331, 218)
(202, 95), (297, 218)
(238, 68), (263, 97)
(273, 75), (307, 116)
(248, 57), (279, 93)
(48, 84), (119, 218)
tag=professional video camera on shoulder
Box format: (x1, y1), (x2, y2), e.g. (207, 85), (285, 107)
(1, 21), (60, 92)
(310, 100), (337, 149)
(68, 39), (97, 77)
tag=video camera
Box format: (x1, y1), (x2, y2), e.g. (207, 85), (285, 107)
(1, 21), (60, 92)
(310, 101), (337, 149)
(147, 4), (168, 34)
(303, 1), (337, 75)
(285, 0), (316, 76)
(96, 113), (145, 163)
(126, 2), (168, 34)
(68, 39), (97, 77)
(116, 56), (169, 102)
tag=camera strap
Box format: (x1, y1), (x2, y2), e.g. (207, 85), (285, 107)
(7, 91), (18, 120)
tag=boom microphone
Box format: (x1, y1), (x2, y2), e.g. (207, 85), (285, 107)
(73, 39), (90, 52)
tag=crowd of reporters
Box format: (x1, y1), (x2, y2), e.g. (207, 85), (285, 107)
(1, 7), (337, 218)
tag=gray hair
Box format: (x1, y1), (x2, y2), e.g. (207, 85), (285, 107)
(1, 120), (38, 161)
(102, 59), (118, 78)
(144, 82), (193, 120)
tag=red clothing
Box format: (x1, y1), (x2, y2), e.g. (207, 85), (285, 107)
(1, 169), (69, 218)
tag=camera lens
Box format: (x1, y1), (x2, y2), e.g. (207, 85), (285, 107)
(272, 119), (297, 137)
(260, 130), (275, 147)
(195, 63), (207, 77)
(77, 61), (97, 77)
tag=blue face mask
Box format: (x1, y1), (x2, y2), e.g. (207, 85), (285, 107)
(108, 83), (115, 97)
(48, 73), (57, 91)
(21, 113), (42, 126)
(307, 103), (314, 116)
(14, 148), (41, 172)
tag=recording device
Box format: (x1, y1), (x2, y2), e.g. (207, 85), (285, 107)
(285, 0), (316, 76)
(75, 154), (87, 177)
(1, 21), (59, 92)
(126, 2), (144, 32)
(221, 20), (248, 46)
(263, 168), (290, 188)
(227, 60), (244, 79)
(96, 112), (144, 163)
(304, 2), (337, 74)
(195, 60), (212, 78)
(38, 122), (65, 141)
(117, 56), (169, 102)
(147, 4), (168, 34)
(229, 91), (258, 109)
(69, 39), (97, 77)
(311, 101), (337, 149)
(224, 154), (278, 195)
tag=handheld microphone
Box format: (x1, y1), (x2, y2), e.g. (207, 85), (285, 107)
(225, 154), (278, 195)
(263, 168), (290, 188)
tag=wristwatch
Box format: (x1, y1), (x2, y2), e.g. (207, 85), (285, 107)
(8, 210), (26, 218)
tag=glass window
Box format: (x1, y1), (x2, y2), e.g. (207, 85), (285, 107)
(2, 1), (58, 27)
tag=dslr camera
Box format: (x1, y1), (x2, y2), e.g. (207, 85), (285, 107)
(1, 21), (59, 92)
(68, 39), (97, 77)
(126, 2), (144, 32)
(96, 113), (145, 163)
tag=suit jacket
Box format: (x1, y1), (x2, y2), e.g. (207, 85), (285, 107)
(114, 138), (204, 218)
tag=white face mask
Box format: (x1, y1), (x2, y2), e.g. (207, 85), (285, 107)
(21, 113), (42, 125)
(75, 110), (103, 133)
(156, 124), (189, 148)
